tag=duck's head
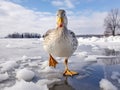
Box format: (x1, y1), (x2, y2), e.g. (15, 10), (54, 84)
(56, 9), (68, 28)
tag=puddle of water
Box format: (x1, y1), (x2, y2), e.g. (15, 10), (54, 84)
(50, 48), (120, 90)
(50, 64), (104, 90)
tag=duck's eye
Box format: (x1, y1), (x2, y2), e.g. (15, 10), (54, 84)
(63, 13), (65, 16)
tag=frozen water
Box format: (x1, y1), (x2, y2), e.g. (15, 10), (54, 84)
(0, 36), (120, 90)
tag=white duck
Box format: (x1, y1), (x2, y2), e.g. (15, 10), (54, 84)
(43, 9), (78, 76)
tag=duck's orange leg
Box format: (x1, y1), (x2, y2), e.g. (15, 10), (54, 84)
(63, 58), (79, 76)
(49, 54), (58, 68)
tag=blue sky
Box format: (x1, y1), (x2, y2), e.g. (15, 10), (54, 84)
(0, 0), (120, 37)
(10, 0), (120, 12)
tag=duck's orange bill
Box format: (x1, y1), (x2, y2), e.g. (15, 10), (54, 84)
(57, 17), (63, 27)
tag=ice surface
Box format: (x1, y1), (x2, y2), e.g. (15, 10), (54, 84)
(75, 51), (88, 58)
(0, 61), (19, 72)
(36, 79), (61, 88)
(99, 79), (118, 90)
(16, 68), (35, 81)
(84, 55), (97, 61)
(39, 61), (63, 79)
(1, 36), (120, 90)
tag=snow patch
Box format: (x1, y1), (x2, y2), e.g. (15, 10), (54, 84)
(0, 61), (19, 72)
(16, 68), (35, 81)
(0, 72), (9, 82)
(111, 71), (120, 83)
(29, 62), (38, 67)
(40, 66), (60, 73)
(84, 55), (97, 61)
(4, 80), (48, 90)
(40, 61), (49, 69)
(99, 79), (118, 90)
(111, 72), (120, 80)
(76, 51), (88, 58)
(6, 44), (11, 48)
(21, 55), (28, 60)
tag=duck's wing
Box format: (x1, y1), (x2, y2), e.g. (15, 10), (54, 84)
(68, 30), (76, 38)
(68, 30), (78, 50)
(42, 29), (53, 38)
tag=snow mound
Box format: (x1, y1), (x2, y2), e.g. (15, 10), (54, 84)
(0, 72), (9, 82)
(4, 80), (48, 90)
(16, 68), (35, 81)
(99, 79), (118, 90)
(0, 61), (19, 72)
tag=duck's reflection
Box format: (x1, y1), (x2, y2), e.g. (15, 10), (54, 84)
(99, 48), (120, 65)
(103, 48), (120, 56)
(49, 76), (74, 90)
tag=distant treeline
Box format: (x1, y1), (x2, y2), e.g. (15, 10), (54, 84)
(5, 32), (41, 38)
(76, 34), (104, 38)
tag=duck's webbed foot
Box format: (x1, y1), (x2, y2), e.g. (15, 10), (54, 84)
(49, 54), (58, 68)
(63, 69), (78, 76)
(63, 58), (78, 76)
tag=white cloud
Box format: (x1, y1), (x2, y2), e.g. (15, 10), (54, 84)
(0, 0), (55, 37)
(51, 0), (75, 9)
(0, 0), (107, 37)
(65, 0), (74, 8)
(51, 0), (63, 7)
(68, 11), (107, 35)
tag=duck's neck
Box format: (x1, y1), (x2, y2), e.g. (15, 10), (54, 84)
(57, 25), (68, 32)
(56, 26), (68, 38)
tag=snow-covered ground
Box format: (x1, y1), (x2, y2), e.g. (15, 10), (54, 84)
(0, 36), (120, 90)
